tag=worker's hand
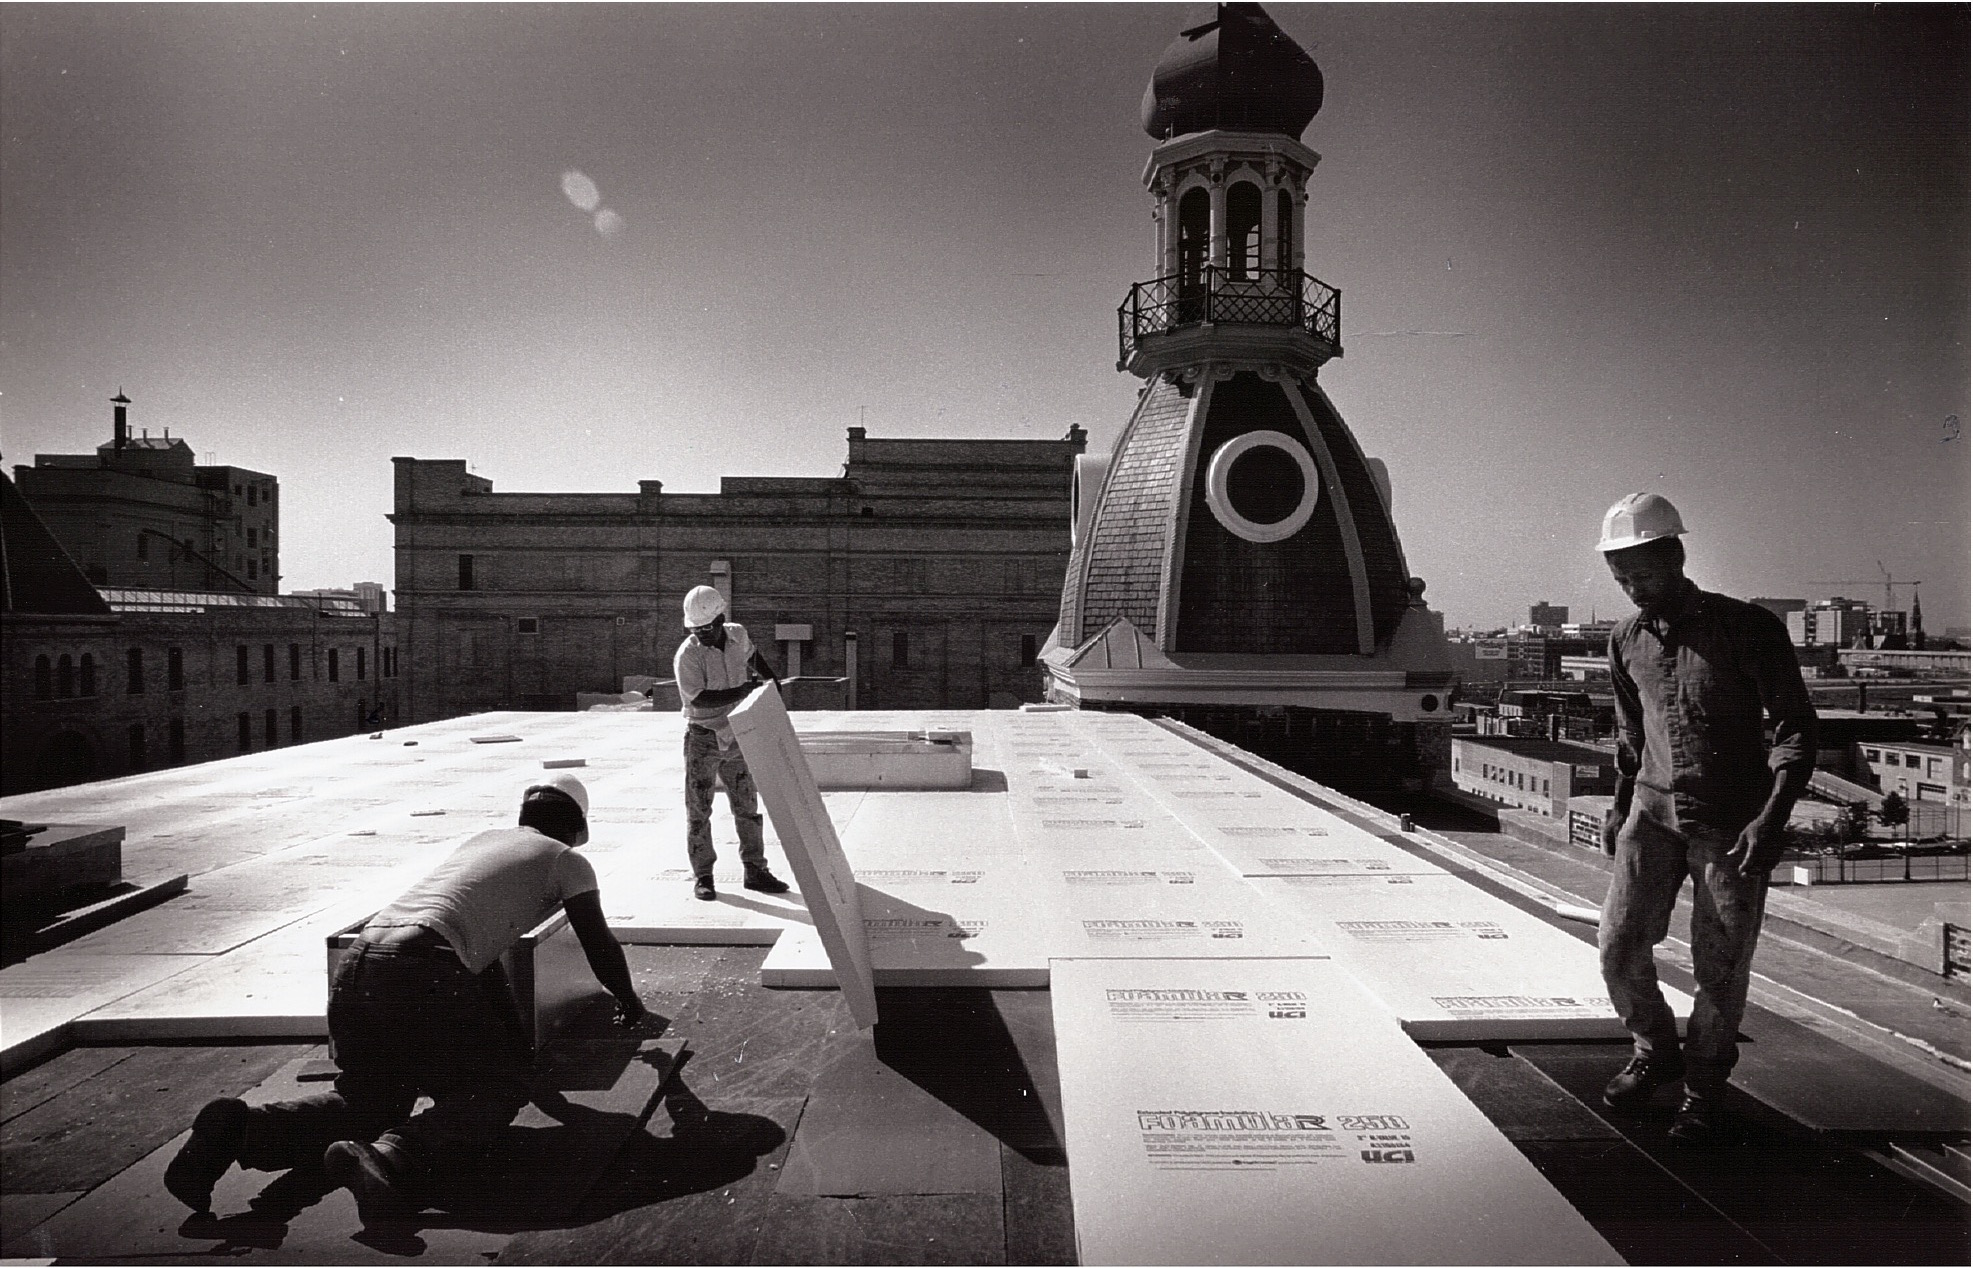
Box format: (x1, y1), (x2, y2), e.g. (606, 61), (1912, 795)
(1726, 817), (1785, 878)
(1600, 808), (1623, 858)
(612, 997), (648, 1028)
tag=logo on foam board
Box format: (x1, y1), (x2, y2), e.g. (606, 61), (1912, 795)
(1063, 870), (1196, 886)
(1083, 920), (1244, 941)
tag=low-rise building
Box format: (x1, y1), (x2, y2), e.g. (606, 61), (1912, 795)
(1859, 739), (1967, 805)
(3, 473), (395, 794)
(1451, 734), (1618, 818)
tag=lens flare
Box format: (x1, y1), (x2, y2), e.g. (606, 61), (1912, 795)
(561, 170), (601, 212)
(595, 208), (624, 238)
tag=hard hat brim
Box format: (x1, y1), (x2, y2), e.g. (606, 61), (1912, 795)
(1597, 528), (1686, 553)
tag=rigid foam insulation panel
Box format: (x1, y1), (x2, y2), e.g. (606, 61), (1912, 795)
(729, 683), (879, 1026)
(797, 730), (974, 789)
(837, 788), (1023, 859)
(1, 822), (124, 900)
(1050, 957), (1622, 1266)
(326, 907), (610, 1054)
(0, 954), (203, 1074)
(593, 859), (810, 945)
(759, 874), (1054, 988)
(1253, 874), (1694, 1041)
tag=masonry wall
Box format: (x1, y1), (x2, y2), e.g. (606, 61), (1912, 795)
(390, 431), (1085, 723)
(4, 608), (398, 794)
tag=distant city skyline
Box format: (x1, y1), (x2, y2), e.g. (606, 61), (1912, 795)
(3, 4), (1966, 630)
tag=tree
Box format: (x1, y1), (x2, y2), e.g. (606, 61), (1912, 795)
(1878, 791), (1910, 832)
(1835, 801), (1873, 845)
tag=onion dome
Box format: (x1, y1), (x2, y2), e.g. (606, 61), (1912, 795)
(1140, 3), (1324, 140)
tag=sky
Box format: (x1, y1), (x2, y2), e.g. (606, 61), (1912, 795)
(2, 3), (1967, 632)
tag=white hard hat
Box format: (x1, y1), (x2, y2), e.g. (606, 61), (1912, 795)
(527, 771), (590, 820)
(1597, 492), (1687, 553)
(682, 584), (726, 627)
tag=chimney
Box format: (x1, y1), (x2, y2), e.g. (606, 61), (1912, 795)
(112, 391), (130, 451)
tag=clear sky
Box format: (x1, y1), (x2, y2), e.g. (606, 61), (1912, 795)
(3, 3), (1967, 632)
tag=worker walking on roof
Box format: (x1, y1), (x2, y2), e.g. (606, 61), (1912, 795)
(1594, 493), (1817, 1144)
(673, 584), (791, 902)
(164, 774), (648, 1225)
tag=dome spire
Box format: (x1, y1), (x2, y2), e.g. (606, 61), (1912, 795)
(1140, 3), (1324, 141)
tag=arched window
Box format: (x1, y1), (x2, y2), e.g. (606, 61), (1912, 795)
(79, 653), (97, 697)
(1227, 182), (1262, 281)
(1177, 187), (1211, 291)
(128, 647), (145, 694)
(35, 655), (52, 700)
(1277, 189), (1295, 272)
(57, 654), (75, 699)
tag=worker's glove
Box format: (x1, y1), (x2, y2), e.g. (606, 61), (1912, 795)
(613, 998), (648, 1028)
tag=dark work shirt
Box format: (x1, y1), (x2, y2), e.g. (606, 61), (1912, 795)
(1607, 581), (1817, 834)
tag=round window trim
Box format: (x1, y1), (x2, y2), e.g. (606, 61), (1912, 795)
(1204, 430), (1321, 544)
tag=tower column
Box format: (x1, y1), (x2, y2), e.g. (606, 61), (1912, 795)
(1208, 175), (1228, 271)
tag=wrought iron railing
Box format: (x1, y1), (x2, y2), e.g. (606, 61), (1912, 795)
(1118, 266), (1342, 363)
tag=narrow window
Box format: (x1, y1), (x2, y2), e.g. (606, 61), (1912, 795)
(290, 706), (303, 743)
(169, 717), (186, 763)
(128, 723), (146, 771)
(1226, 181), (1262, 280)
(57, 654), (74, 698)
(247, 528), (257, 547)
(516, 617), (539, 634)
(137, 533), (149, 561)
(265, 708), (278, 747)
(458, 554), (476, 590)
(128, 647), (145, 694)
(168, 647), (185, 690)
(892, 631), (910, 670)
(1177, 187), (1211, 301)
(35, 655), (52, 700)
(248, 559), (258, 580)
(79, 654), (96, 697)
(1020, 634), (1038, 667)
(238, 712), (252, 753)
(1276, 188), (1295, 271)
(329, 649), (340, 682)
(237, 645), (251, 684)
(263, 644), (276, 683)
(356, 647), (366, 680)
(290, 643), (302, 680)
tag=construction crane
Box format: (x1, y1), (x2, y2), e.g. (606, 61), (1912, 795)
(1805, 561), (1920, 612)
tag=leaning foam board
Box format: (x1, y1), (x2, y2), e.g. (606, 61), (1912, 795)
(1049, 957), (1622, 1266)
(760, 873), (1055, 988)
(1253, 874), (1694, 1041)
(729, 683), (879, 1027)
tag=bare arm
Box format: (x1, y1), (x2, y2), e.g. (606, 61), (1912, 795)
(564, 890), (645, 1025)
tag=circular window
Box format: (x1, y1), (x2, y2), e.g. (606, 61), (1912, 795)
(1204, 430), (1320, 543)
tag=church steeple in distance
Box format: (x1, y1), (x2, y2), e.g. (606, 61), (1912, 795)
(1042, 5), (1455, 789)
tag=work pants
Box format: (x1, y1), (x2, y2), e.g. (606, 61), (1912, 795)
(684, 723), (767, 880)
(231, 942), (531, 1179)
(1598, 810), (1770, 1094)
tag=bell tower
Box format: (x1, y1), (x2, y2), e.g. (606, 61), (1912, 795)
(1044, 3), (1454, 790)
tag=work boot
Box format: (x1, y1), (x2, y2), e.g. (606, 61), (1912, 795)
(323, 1140), (415, 1223)
(1602, 1051), (1685, 1111)
(1668, 1093), (1729, 1145)
(693, 875), (717, 901)
(743, 865), (790, 895)
(165, 1097), (248, 1212)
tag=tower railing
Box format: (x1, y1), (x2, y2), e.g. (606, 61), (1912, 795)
(1118, 266), (1342, 364)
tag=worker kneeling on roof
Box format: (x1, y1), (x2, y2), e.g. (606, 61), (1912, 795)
(673, 584), (791, 902)
(164, 773), (648, 1225)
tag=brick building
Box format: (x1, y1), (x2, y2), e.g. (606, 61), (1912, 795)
(3, 472), (396, 793)
(14, 395), (280, 595)
(389, 428), (1085, 722)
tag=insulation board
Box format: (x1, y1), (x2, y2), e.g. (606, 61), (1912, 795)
(760, 876), (1054, 987)
(729, 684), (879, 1026)
(1253, 874), (1693, 1041)
(1049, 957), (1622, 1266)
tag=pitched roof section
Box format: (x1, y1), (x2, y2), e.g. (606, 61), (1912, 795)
(1069, 375), (1194, 645)
(0, 472), (113, 615)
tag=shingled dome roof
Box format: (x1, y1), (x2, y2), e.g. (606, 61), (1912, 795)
(1140, 3), (1324, 140)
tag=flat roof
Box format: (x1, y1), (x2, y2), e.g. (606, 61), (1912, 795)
(1454, 734), (1615, 764)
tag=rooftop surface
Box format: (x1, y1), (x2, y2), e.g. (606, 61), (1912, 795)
(1, 708), (1966, 1264)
